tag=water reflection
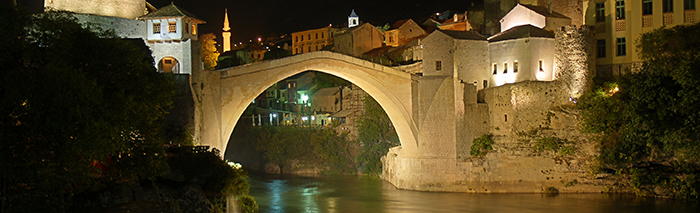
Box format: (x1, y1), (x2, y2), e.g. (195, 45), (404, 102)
(248, 174), (698, 213)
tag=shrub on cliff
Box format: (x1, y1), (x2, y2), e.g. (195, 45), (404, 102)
(470, 134), (494, 157)
(579, 22), (700, 199)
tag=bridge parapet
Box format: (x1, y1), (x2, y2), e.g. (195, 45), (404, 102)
(217, 51), (412, 80)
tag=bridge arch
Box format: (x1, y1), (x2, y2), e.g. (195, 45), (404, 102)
(207, 51), (418, 157)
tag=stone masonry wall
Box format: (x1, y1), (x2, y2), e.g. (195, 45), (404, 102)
(555, 25), (596, 98)
(384, 80), (614, 193)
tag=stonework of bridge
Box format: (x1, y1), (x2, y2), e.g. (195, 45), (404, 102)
(190, 51), (609, 193)
(192, 51), (420, 157)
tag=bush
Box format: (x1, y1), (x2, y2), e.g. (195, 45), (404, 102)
(470, 134), (494, 157)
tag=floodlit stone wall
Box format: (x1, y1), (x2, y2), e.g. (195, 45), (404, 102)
(147, 39), (201, 75)
(555, 25), (596, 98)
(74, 14), (146, 39)
(45, 0), (145, 20)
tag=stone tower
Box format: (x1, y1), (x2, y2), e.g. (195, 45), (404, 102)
(44, 0), (146, 19)
(222, 8), (232, 52)
(348, 9), (359, 28)
(554, 25), (596, 98)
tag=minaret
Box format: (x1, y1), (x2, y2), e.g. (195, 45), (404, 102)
(348, 9), (359, 28)
(222, 8), (231, 52)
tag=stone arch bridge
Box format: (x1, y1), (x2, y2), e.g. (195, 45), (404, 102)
(190, 50), (521, 191)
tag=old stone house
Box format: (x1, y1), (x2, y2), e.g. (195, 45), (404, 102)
(334, 23), (385, 57)
(385, 19), (427, 47)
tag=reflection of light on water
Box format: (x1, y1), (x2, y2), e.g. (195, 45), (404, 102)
(301, 184), (320, 213)
(266, 179), (286, 213)
(326, 197), (337, 213)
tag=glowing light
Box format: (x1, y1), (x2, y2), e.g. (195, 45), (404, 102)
(311, 116), (315, 121)
(302, 116), (308, 121)
(258, 37), (262, 42)
(302, 94), (309, 102)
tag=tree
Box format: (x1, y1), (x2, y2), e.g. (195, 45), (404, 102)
(579, 22), (700, 199)
(201, 33), (220, 70)
(0, 8), (175, 212)
(356, 96), (399, 175)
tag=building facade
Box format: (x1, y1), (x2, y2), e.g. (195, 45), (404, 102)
(334, 23), (385, 57)
(385, 19), (428, 47)
(584, 0), (699, 76)
(292, 27), (341, 55)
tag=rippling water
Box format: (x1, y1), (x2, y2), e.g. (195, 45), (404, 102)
(247, 174), (698, 213)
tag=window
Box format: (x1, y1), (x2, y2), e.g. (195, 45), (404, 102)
(315, 46), (318, 51)
(308, 34), (311, 40)
(596, 3), (606, 22)
(539, 60), (544, 72)
(301, 36), (303, 41)
(295, 48), (298, 54)
(617, 37), (626, 56)
(686, 0), (696, 10)
(164, 59), (172, 64)
(436, 61), (442, 70)
(315, 33), (318, 39)
(513, 61), (519, 73)
(168, 22), (176, 33)
(663, 0), (674, 13)
(153, 23), (161, 34)
(295, 36), (298, 42)
(597, 39), (606, 58)
(493, 64), (498, 75)
(322, 32), (325, 38)
(643, 0), (653, 15)
(616, 0), (626, 20)
(184, 21), (188, 33)
(192, 24), (197, 35)
(308, 46), (311, 52)
(503, 63), (508, 74)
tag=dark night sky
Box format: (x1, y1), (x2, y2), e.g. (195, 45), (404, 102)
(16, 0), (478, 44)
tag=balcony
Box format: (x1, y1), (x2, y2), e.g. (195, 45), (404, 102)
(615, 19), (626, 31)
(643, 15), (653, 27)
(686, 10), (696, 23)
(595, 22), (606, 33)
(664, 13), (674, 25)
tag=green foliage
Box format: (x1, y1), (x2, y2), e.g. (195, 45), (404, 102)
(0, 8), (175, 212)
(254, 126), (355, 174)
(533, 136), (565, 152)
(545, 187), (559, 196)
(168, 148), (255, 212)
(238, 195), (259, 213)
(560, 146), (575, 156)
(580, 22), (700, 199)
(201, 33), (219, 70)
(356, 96), (400, 175)
(470, 134), (494, 157)
(565, 179), (579, 187)
(376, 23), (391, 32)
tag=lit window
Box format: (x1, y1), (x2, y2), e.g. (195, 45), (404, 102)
(539, 60), (544, 72)
(436, 60), (442, 70)
(503, 63), (508, 74)
(663, 0), (674, 13)
(316, 33), (318, 39)
(168, 22), (176, 33)
(616, 0), (626, 20)
(295, 36), (298, 42)
(597, 39), (606, 58)
(164, 59), (172, 64)
(643, 0), (653, 15)
(192, 24), (197, 35)
(322, 32), (325, 38)
(617, 37), (626, 56)
(153, 23), (161, 34)
(596, 3), (606, 22)
(493, 64), (498, 75)
(308, 34), (311, 40)
(513, 61), (519, 73)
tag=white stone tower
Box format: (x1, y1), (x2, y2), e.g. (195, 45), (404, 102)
(348, 9), (359, 27)
(222, 8), (232, 52)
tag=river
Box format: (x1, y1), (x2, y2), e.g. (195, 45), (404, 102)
(247, 173), (698, 213)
